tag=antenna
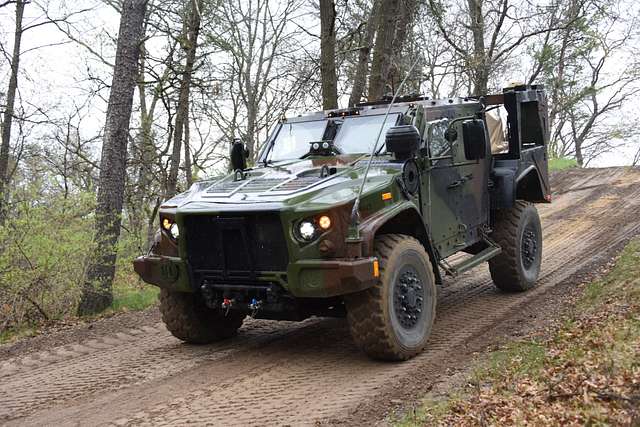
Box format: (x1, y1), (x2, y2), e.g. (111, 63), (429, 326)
(347, 59), (421, 246)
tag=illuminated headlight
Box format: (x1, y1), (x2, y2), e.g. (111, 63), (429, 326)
(298, 221), (316, 241)
(169, 223), (180, 240)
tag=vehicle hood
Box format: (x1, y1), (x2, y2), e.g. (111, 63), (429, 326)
(165, 155), (403, 213)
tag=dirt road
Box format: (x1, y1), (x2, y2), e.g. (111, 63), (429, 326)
(2, 167), (639, 426)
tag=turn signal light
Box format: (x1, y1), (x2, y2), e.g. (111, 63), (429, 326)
(162, 218), (172, 230)
(382, 192), (393, 201)
(318, 215), (332, 230)
(373, 259), (380, 277)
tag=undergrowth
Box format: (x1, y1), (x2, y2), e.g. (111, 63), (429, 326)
(397, 239), (640, 426)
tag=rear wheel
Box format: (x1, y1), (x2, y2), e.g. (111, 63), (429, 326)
(345, 234), (437, 361)
(489, 201), (543, 292)
(159, 289), (245, 344)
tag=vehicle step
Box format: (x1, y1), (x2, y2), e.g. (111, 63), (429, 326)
(441, 245), (502, 277)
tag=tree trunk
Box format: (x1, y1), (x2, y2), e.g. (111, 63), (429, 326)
(184, 105), (193, 187)
(0, 0), (25, 223)
(574, 140), (584, 167)
(368, 0), (400, 101)
(388, 0), (419, 89)
(467, 0), (488, 95)
(320, 0), (338, 110)
(348, 0), (380, 107)
(166, 0), (203, 197)
(77, 0), (147, 316)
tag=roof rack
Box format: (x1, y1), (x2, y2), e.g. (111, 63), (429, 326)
(355, 93), (430, 108)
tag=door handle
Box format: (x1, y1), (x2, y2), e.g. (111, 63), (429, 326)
(447, 174), (473, 189)
(447, 180), (464, 189)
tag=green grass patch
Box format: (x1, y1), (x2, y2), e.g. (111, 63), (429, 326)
(110, 282), (159, 312)
(395, 238), (640, 426)
(0, 325), (38, 345)
(549, 157), (579, 171)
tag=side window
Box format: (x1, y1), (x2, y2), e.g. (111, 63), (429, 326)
(520, 101), (544, 148)
(428, 120), (451, 159)
(486, 107), (509, 155)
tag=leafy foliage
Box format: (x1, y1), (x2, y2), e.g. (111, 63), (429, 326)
(0, 186), (156, 336)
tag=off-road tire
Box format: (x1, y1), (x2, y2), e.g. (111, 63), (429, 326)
(344, 234), (437, 361)
(159, 289), (245, 344)
(489, 201), (543, 292)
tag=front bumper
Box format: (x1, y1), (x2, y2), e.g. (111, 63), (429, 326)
(287, 258), (378, 298)
(133, 255), (191, 293)
(132, 255), (378, 298)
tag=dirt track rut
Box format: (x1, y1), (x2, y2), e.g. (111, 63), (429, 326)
(2, 167), (639, 426)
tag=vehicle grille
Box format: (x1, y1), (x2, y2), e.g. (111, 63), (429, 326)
(205, 175), (324, 195)
(183, 213), (289, 281)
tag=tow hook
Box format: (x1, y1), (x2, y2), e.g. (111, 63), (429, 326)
(248, 298), (263, 318)
(221, 298), (234, 316)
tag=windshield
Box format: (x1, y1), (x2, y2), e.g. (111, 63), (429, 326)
(267, 120), (327, 162)
(333, 114), (400, 154)
(263, 113), (402, 162)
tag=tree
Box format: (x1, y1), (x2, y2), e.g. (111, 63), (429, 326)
(427, 0), (573, 95)
(347, 0), (380, 106)
(166, 0), (203, 197)
(534, 0), (640, 166)
(77, 0), (147, 315)
(320, 0), (338, 110)
(0, 0), (25, 223)
(368, 0), (399, 100)
(203, 0), (313, 161)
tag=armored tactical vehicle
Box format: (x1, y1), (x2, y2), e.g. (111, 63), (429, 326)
(134, 84), (550, 361)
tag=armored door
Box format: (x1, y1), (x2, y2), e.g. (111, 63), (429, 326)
(420, 119), (487, 258)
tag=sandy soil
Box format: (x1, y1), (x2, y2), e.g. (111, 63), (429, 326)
(1, 167), (639, 426)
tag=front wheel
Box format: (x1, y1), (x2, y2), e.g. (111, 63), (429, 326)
(344, 234), (437, 361)
(489, 201), (543, 292)
(159, 289), (245, 344)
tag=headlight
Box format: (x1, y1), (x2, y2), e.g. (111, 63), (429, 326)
(169, 223), (180, 240)
(298, 221), (316, 241)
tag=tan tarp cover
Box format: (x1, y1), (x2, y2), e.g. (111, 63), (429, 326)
(486, 111), (508, 154)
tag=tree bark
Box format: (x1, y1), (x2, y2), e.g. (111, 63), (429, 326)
(388, 0), (419, 89)
(166, 0), (202, 197)
(184, 105), (193, 187)
(467, 0), (488, 95)
(77, 0), (147, 316)
(368, 0), (400, 101)
(348, 0), (380, 107)
(0, 0), (25, 223)
(320, 0), (338, 110)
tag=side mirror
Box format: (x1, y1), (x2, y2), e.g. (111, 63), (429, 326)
(462, 120), (487, 160)
(230, 139), (250, 171)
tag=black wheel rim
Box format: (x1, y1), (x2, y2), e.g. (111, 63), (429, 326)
(521, 223), (539, 270)
(393, 266), (424, 330)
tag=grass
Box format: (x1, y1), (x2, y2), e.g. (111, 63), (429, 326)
(0, 279), (159, 345)
(396, 238), (640, 426)
(0, 325), (38, 345)
(549, 157), (579, 171)
(110, 281), (160, 312)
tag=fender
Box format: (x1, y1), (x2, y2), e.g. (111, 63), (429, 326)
(359, 200), (443, 284)
(516, 165), (548, 203)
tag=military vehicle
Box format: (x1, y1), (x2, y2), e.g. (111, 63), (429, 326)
(134, 84), (550, 361)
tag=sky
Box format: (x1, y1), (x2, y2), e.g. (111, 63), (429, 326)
(0, 0), (638, 169)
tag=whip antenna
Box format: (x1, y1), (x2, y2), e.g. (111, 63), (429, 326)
(347, 59), (421, 247)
